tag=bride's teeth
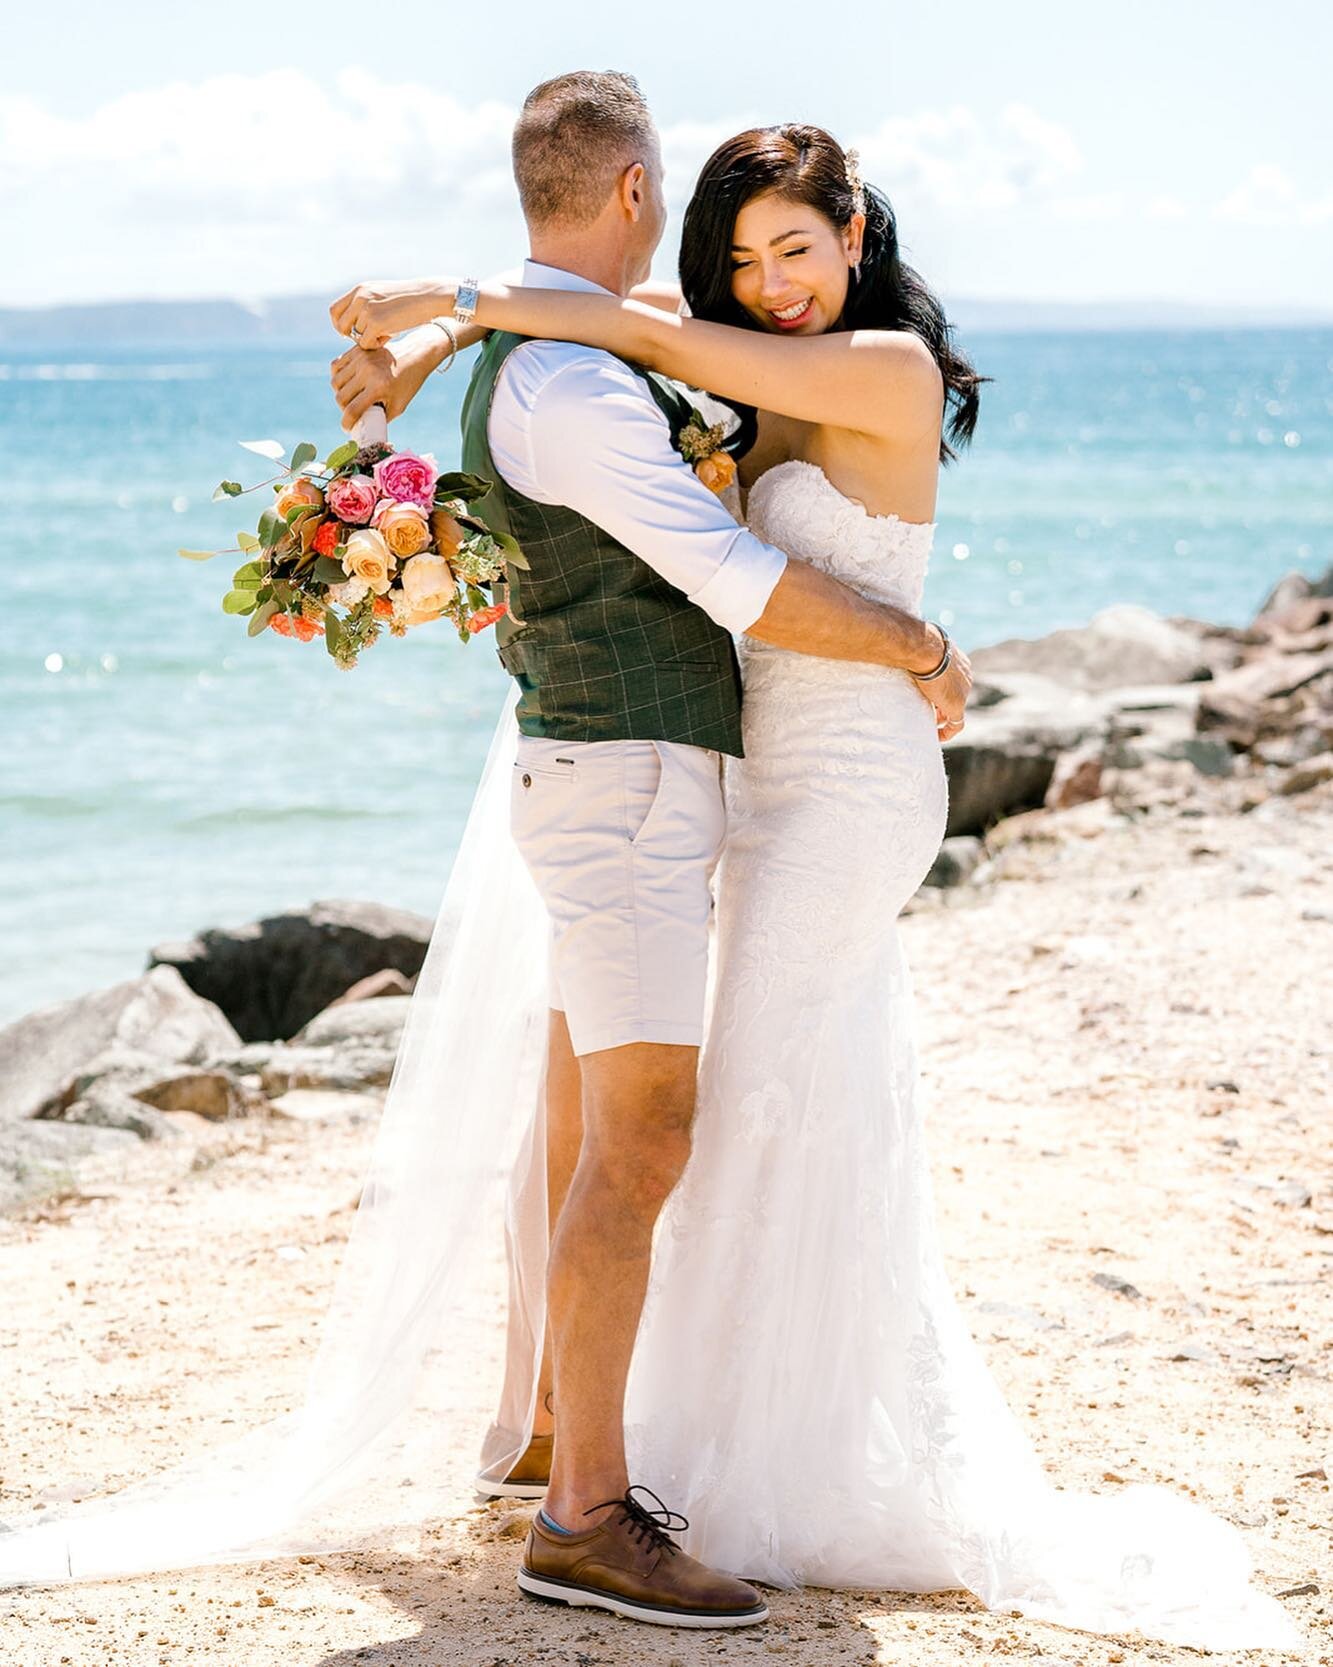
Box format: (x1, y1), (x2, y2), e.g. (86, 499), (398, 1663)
(773, 300), (810, 321)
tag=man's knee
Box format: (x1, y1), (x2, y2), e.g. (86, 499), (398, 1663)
(578, 1042), (698, 1214)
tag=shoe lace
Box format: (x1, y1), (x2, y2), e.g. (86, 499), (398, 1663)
(584, 1484), (688, 1558)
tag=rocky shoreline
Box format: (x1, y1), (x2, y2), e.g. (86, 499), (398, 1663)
(2, 566), (1330, 1217)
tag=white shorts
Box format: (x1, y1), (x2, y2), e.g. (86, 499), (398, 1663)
(509, 735), (726, 1057)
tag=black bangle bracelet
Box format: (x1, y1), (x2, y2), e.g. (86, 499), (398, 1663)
(913, 622), (952, 682)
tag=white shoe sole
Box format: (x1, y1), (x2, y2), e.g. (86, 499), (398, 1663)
(517, 1567), (768, 1628)
(473, 1472), (548, 1500)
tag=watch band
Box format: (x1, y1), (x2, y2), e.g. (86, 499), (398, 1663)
(453, 278), (480, 327)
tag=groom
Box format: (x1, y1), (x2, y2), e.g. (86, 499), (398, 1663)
(332, 70), (970, 1628)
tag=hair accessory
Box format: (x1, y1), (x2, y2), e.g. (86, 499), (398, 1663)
(844, 147), (867, 218)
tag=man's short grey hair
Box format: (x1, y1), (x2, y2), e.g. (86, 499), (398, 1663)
(512, 71), (657, 228)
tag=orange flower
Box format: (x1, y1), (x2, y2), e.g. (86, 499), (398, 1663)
(312, 518), (340, 557)
(695, 452), (737, 494)
(467, 601), (509, 635)
(373, 595), (395, 619)
(292, 615), (324, 641)
(268, 612), (295, 636)
(275, 477), (325, 518)
(429, 508), (467, 558)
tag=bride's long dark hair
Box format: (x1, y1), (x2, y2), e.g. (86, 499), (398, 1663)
(680, 124), (986, 463)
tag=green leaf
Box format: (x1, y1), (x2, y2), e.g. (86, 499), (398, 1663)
(247, 598), (281, 635)
(491, 530), (528, 569)
(313, 555), (348, 585)
(222, 589), (258, 615)
(258, 508), (284, 548)
(284, 503), (319, 526)
(239, 438), (286, 461)
(236, 530), (261, 552)
(177, 547), (217, 561)
(324, 439), (358, 472)
(324, 609), (344, 658)
(290, 441), (317, 471)
(212, 480), (244, 501)
(433, 470), (493, 503)
(270, 579), (294, 605)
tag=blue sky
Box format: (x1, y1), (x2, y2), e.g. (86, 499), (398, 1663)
(5, 0), (1331, 309)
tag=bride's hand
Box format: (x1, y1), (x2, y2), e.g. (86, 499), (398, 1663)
(329, 279), (453, 351)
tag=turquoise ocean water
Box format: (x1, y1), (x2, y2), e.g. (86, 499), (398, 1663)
(2, 329), (1330, 1027)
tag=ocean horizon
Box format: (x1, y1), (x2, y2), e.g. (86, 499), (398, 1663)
(3, 326), (1330, 1029)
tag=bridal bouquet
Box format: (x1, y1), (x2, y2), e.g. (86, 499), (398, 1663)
(179, 418), (526, 669)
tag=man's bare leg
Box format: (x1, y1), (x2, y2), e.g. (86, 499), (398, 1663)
(531, 1010), (581, 1437)
(541, 1040), (698, 1523)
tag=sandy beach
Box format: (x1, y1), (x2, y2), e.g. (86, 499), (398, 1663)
(1, 768), (1328, 1667)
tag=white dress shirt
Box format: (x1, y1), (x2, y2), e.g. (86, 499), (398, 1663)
(487, 260), (788, 636)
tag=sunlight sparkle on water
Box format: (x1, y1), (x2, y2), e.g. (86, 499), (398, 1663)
(44, 653), (63, 673)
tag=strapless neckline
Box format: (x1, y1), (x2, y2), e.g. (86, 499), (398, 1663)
(748, 457), (936, 534)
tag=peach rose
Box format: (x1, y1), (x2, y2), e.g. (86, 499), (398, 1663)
(429, 508), (468, 559)
(275, 477), (325, 518)
(372, 499), (431, 559)
(694, 451), (737, 494)
(343, 527), (396, 595)
(399, 551), (457, 617)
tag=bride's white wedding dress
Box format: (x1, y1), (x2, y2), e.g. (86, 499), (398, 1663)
(619, 457), (1300, 1648)
(0, 454), (1303, 1653)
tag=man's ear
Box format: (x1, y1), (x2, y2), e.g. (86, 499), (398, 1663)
(622, 161), (647, 221)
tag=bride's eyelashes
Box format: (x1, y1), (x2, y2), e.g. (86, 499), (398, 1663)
(731, 247), (811, 272)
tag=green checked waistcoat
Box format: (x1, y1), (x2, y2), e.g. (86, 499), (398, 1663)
(459, 330), (745, 757)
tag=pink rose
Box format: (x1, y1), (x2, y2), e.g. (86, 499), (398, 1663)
(326, 473), (378, 525)
(372, 450), (438, 509)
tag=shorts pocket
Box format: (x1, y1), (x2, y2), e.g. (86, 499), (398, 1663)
(623, 742), (666, 846)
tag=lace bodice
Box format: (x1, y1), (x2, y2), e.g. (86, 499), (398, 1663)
(744, 457), (936, 618)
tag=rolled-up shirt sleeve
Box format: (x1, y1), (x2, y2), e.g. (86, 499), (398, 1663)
(507, 351), (788, 635)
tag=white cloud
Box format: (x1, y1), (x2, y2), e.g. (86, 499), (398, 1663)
(852, 101), (1084, 213)
(1215, 164), (1333, 226)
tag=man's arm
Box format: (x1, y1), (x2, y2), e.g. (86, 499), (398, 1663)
(506, 351), (970, 722)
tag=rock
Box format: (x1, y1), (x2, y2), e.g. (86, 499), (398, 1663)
(1278, 752), (1333, 795)
(1255, 562), (1333, 620)
(971, 605), (1217, 693)
(258, 1045), (397, 1097)
(1195, 649), (1333, 748)
(0, 966), (241, 1126)
(1045, 747), (1104, 809)
(327, 966), (416, 1006)
(148, 899), (434, 1043)
(291, 995), (411, 1048)
(922, 836), (985, 889)
(1092, 1272), (1146, 1300)
(0, 1119), (139, 1213)
(58, 1083), (181, 1142)
(131, 1069), (254, 1121)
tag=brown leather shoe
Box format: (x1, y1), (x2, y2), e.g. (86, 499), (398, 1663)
(474, 1431), (552, 1500)
(517, 1485), (768, 1629)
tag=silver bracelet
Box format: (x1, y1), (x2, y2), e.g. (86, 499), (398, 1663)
(913, 622), (953, 681)
(453, 277), (480, 328)
(427, 317), (458, 374)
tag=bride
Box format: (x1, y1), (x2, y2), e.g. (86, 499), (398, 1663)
(1, 115), (1304, 1654)
(332, 125), (1303, 1648)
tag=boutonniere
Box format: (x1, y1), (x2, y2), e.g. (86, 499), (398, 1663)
(674, 406), (738, 495)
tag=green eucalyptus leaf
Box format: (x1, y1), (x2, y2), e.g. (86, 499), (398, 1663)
(222, 589), (258, 614)
(492, 531), (528, 568)
(236, 530), (261, 552)
(239, 438), (286, 461)
(324, 610), (344, 658)
(290, 441), (317, 470)
(433, 470), (493, 503)
(313, 555), (348, 584)
(177, 547), (217, 561)
(212, 480), (244, 501)
(324, 439), (358, 471)
(247, 598), (281, 635)
(258, 508), (283, 548)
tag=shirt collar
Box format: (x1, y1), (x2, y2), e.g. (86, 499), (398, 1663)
(521, 258), (617, 298)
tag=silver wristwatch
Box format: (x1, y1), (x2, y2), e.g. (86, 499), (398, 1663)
(453, 278), (480, 328)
